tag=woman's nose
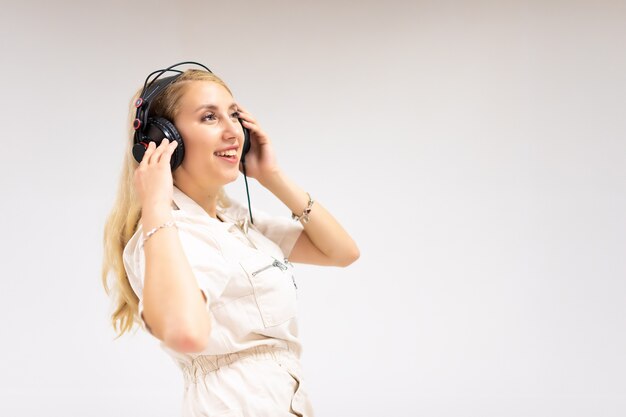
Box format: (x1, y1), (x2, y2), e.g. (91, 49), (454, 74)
(222, 115), (241, 137)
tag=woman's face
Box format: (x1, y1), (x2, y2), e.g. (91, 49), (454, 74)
(172, 81), (244, 189)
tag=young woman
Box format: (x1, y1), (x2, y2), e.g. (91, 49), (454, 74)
(101, 66), (359, 416)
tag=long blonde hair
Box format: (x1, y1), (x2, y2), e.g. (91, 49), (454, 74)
(102, 69), (233, 338)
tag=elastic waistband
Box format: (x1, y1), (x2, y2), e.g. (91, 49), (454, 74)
(181, 344), (300, 385)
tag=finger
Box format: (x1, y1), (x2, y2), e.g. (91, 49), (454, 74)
(155, 139), (174, 164)
(236, 104), (255, 118)
(158, 140), (178, 164)
(240, 118), (258, 129)
(238, 112), (257, 124)
(139, 141), (156, 166)
(147, 139), (170, 165)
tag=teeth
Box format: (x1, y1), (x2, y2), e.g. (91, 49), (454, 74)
(215, 149), (237, 157)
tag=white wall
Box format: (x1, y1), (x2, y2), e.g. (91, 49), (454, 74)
(1, 1), (624, 416)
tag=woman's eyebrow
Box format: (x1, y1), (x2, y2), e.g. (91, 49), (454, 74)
(194, 103), (238, 112)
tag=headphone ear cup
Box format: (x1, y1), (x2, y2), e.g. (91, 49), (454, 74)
(132, 139), (149, 164)
(145, 117), (185, 171)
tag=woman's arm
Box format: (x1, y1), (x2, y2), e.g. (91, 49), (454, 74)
(234, 104), (359, 266)
(141, 204), (211, 353)
(134, 139), (211, 353)
(260, 170), (360, 267)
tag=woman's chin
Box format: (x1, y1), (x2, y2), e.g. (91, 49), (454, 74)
(216, 169), (240, 185)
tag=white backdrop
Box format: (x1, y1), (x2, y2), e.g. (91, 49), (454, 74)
(1, 1), (625, 416)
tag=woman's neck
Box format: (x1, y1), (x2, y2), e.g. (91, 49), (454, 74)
(173, 181), (221, 219)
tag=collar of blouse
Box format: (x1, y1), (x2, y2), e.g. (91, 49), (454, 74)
(171, 185), (251, 236)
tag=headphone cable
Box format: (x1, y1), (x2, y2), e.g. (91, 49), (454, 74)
(241, 161), (254, 225)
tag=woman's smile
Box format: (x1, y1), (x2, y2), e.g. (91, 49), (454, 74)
(214, 152), (239, 164)
(213, 145), (240, 164)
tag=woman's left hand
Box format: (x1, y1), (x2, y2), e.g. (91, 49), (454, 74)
(236, 104), (281, 183)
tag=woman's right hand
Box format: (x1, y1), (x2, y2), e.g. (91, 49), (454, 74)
(133, 139), (179, 209)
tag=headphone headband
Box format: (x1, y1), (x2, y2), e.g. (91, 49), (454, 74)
(133, 61), (213, 142)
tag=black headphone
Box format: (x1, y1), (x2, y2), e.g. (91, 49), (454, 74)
(131, 61), (255, 223)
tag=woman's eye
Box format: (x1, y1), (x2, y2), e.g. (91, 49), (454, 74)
(202, 111), (240, 122)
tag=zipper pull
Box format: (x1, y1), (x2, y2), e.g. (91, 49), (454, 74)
(273, 259), (288, 271)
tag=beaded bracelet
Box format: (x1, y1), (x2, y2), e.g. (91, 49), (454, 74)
(291, 192), (315, 224)
(143, 220), (176, 244)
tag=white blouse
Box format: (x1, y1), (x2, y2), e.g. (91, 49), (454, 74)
(122, 185), (306, 363)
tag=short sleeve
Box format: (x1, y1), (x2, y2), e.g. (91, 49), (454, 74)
(249, 206), (304, 258)
(122, 220), (227, 335)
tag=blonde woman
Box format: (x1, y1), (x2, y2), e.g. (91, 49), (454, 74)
(101, 65), (359, 417)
